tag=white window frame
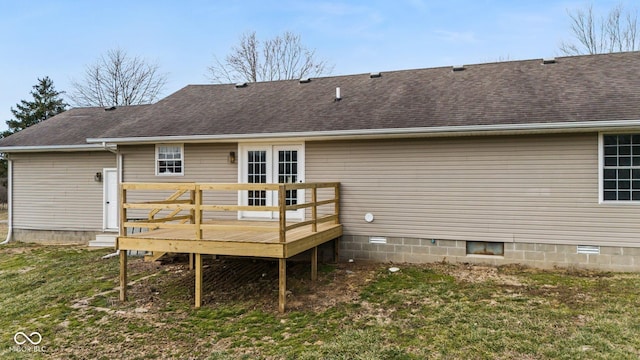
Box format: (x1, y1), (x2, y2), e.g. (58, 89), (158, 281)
(155, 144), (185, 176)
(599, 132), (640, 204)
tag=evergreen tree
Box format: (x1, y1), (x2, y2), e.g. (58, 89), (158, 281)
(0, 77), (67, 185)
(2, 76), (67, 138)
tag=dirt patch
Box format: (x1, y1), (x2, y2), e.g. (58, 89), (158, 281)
(287, 261), (379, 311)
(116, 256), (609, 314)
(0, 244), (35, 255)
(428, 262), (525, 286)
(125, 255), (381, 312)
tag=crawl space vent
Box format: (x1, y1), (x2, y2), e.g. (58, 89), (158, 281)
(577, 245), (600, 254)
(369, 236), (387, 244)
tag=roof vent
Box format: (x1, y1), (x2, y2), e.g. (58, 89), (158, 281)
(370, 72), (381, 78)
(299, 77), (311, 83)
(104, 106), (116, 111)
(235, 82), (248, 88)
(452, 65), (465, 72)
(335, 87), (341, 101)
(542, 57), (556, 65)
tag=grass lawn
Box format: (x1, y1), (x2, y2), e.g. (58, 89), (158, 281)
(1, 241), (640, 359)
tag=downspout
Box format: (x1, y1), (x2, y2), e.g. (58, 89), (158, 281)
(1, 157), (12, 244)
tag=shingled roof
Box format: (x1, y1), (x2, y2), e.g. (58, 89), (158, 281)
(2, 51), (640, 149)
(0, 105), (150, 148)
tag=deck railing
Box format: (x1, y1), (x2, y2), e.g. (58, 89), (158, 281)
(120, 182), (340, 243)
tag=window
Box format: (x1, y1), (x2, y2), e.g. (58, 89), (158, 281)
(156, 145), (183, 175)
(602, 134), (640, 201)
(247, 150), (267, 206)
(278, 150), (298, 205)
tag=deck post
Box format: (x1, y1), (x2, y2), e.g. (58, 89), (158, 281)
(190, 189), (196, 224)
(311, 246), (318, 281)
(334, 183), (340, 224)
(195, 185), (202, 240)
(311, 186), (317, 232)
(119, 250), (127, 302)
(195, 253), (203, 308)
(120, 186), (127, 237)
(279, 185), (286, 243)
(190, 186), (198, 269)
(279, 258), (286, 313)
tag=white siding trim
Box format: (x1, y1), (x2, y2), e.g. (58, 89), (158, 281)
(0, 144), (109, 152)
(86, 119), (640, 145)
(598, 133), (604, 204)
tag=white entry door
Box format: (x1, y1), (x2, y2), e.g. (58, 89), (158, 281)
(239, 144), (304, 220)
(103, 168), (119, 231)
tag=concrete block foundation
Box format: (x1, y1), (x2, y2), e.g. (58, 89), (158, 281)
(12, 228), (110, 245)
(340, 235), (640, 272)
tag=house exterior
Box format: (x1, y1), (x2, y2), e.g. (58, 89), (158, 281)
(2, 52), (640, 271)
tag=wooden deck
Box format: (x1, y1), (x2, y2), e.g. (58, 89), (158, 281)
(118, 220), (343, 258)
(116, 182), (342, 312)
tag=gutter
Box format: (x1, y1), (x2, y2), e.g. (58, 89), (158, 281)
(0, 144), (109, 153)
(1, 158), (12, 244)
(101, 142), (118, 154)
(85, 119), (640, 145)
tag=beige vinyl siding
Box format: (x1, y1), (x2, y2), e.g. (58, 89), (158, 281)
(306, 133), (640, 247)
(12, 151), (115, 230)
(121, 143), (238, 220)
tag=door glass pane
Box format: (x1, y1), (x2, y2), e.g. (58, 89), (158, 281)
(278, 150), (298, 205)
(247, 150), (266, 206)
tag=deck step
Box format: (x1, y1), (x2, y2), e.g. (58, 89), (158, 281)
(89, 234), (117, 248)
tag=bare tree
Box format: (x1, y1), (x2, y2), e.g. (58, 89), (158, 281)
(208, 31), (333, 83)
(70, 48), (168, 107)
(560, 3), (639, 55)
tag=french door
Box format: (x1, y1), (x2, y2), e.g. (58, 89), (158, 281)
(239, 144), (304, 220)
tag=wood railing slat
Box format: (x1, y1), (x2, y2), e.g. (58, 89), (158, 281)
(120, 182), (341, 241)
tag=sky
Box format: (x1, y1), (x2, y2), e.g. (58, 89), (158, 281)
(0, 0), (627, 131)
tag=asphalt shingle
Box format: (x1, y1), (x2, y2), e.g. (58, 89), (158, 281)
(2, 52), (640, 148)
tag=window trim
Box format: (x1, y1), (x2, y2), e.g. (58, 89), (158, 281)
(155, 144), (185, 176)
(599, 132), (640, 204)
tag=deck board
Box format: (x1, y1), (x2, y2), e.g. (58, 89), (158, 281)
(117, 220), (342, 259)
